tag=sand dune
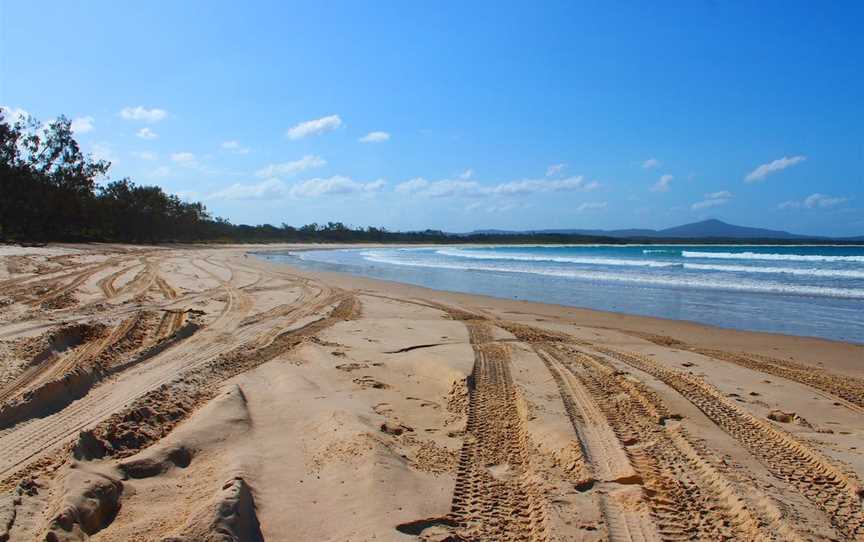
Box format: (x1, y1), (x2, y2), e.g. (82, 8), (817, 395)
(1, 244), (863, 541)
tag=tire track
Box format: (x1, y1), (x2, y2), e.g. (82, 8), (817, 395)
(0, 278), (351, 484)
(629, 331), (864, 413)
(579, 341), (864, 540)
(445, 319), (549, 541)
(498, 321), (815, 540)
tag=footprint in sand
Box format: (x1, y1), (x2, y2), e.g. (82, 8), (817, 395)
(354, 376), (389, 390)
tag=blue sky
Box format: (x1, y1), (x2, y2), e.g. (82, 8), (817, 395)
(1, 1), (862, 236)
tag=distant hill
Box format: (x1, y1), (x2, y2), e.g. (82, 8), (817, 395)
(470, 219), (827, 240)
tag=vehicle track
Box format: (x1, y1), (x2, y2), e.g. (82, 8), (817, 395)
(0, 275), (348, 483)
(578, 340), (864, 540)
(445, 319), (549, 541)
(535, 347), (660, 542)
(633, 332), (864, 413)
(495, 320), (824, 540)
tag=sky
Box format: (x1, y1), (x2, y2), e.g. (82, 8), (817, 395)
(1, 1), (862, 236)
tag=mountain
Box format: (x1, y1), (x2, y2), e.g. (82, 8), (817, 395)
(654, 219), (811, 239)
(470, 220), (823, 240)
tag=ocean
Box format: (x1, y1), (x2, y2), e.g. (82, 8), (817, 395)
(257, 245), (864, 343)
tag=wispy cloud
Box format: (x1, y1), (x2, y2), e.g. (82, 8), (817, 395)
(651, 174), (673, 192)
(120, 106), (167, 123)
(136, 127), (158, 140)
(359, 131), (390, 143)
(289, 176), (385, 198)
(576, 202), (607, 212)
(221, 140), (250, 154)
(691, 190), (732, 210)
(208, 175), (385, 201)
(458, 169), (474, 180)
(642, 158), (661, 169)
(745, 155), (806, 182)
(395, 175), (598, 198)
(170, 152), (196, 164)
(209, 178), (286, 201)
(778, 193), (847, 210)
(546, 163), (566, 177)
(286, 114), (342, 140)
(132, 151), (158, 161)
(466, 202), (522, 213)
(255, 155), (326, 178)
(71, 116), (95, 134)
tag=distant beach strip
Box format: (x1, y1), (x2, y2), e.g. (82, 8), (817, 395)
(259, 245), (864, 343)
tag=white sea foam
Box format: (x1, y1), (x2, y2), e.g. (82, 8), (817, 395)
(642, 249), (677, 254)
(683, 263), (864, 279)
(361, 252), (864, 299)
(435, 248), (679, 268)
(682, 251), (864, 263)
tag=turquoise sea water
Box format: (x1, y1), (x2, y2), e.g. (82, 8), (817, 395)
(257, 245), (864, 343)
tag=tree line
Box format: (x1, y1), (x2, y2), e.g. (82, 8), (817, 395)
(0, 110), (623, 245)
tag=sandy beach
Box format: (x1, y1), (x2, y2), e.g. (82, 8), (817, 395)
(1, 243), (863, 541)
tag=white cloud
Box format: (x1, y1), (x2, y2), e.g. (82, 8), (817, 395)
(465, 202), (523, 214)
(546, 163), (566, 177)
(395, 177), (430, 194)
(209, 175), (385, 201)
(396, 175), (598, 199)
(210, 178), (286, 201)
(642, 158), (661, 169)
(576, 202), (608, 212)
(120, 106), (167, 123)
(459, 169), (474, 180)
(1, 105), (30, 123)
(418, 179), (480, 198)
(255, 155), (326, 178)
(359, 131), (390, 143)
(778, 193), (847, 210)
(289, 176), (385, 198)
(170, 152), (196, 164)
(132, 151), (158, 161)
(286, 114), (342, 140)
(651, 174), (673, 192)
(221, 140), (250, 154)
(691, 190), (733, 210)
(71, 116), (95, 134)
(136, 127), (158, 140)
(487, 176), (591, 196)
(745, 155), (806, 182)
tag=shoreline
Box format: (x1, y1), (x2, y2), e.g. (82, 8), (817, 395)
(246, 246), (863, 374)
(251, 244), (864, 349)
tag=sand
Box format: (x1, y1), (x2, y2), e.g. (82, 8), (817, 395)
(0, 243), (862, 541)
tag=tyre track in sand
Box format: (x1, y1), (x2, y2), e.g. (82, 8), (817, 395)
(445, 318), (549, 541)
(627, 331), (864, 413)
(534, 347), (661, 542)
(575, 339), (864, 540)
(0, 261), (333, 482)
(494, 320), (815, 540)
